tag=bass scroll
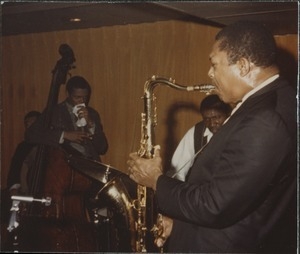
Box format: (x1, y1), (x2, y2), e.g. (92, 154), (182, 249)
(134, 75), (215, 252)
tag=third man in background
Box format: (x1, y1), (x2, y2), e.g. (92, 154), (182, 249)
(169, 94), (232, 181)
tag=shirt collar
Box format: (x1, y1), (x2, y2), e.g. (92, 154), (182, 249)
(230, 74), (279, 117)
(204, 127), (213, 141)
(240, 74), (279, 103)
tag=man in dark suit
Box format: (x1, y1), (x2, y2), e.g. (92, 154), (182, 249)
(25, 75), (108, 161)
(169, 94), (231, 181)
(127, 21), (296, 253)
(7, 111), (41, 195)
(1, 111), (41, 250)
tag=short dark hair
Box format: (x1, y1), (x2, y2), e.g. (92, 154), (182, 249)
(66, 76), (91, 95)
(200, 95), (231, 116)
(215, 21), (277, 67)
(24, 110), (41, 120)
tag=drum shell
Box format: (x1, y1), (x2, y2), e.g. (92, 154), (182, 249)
(94, 175), (137, 252)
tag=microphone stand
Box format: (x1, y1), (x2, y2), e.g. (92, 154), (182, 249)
(7, 195), (52, 252)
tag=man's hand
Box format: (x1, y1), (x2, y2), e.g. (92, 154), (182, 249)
(75, 105), (94, 128)
(155, 215), (173, 248)
(127, 146), (163, 190)
(63, 131), (91, 143)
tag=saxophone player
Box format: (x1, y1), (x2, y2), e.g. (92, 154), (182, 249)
(127, 21), (296, 253)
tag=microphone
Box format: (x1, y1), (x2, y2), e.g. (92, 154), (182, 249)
(73, 103), (87, 127)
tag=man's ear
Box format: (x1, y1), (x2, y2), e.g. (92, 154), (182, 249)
(237, 58), (251, 77)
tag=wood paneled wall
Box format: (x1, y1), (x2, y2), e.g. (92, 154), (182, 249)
(1, 20), (298, 188)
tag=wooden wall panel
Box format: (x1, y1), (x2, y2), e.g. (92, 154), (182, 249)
(1, 20), (297, 189)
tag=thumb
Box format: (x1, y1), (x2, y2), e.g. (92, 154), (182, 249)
(153, 145), (161, 158)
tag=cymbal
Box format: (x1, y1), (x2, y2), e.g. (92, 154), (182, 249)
(67, 155), (123, 184)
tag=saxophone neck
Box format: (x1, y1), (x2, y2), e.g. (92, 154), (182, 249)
(144, 75), (215, 94)
(140, 75), (215, 159)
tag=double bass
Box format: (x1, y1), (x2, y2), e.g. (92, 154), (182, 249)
(8, 44), (100, 252)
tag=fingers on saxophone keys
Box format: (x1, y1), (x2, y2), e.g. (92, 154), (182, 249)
(155, 236), (166, 248)
(127, 160), (133, 175)
(126, 165), (131, 175)
(127, 159), (134, 167)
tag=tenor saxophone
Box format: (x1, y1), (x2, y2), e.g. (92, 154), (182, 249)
(133, 75), (215, 252)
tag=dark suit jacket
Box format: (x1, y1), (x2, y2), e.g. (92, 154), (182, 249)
(25, 100), (108, 161)
(6, 141), (36, 188)
(156, 77), (297, 253)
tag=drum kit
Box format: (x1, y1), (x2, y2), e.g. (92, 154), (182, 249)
(3, 155), (137, 252)
(67, 155), (137, 252)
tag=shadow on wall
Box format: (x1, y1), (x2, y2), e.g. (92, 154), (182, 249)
(163, 101), (199, 172)
(277, 47), (298, 89)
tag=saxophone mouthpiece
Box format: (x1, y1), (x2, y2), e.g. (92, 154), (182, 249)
(186, 86), (198, 91)
(187, 84), (215, 94)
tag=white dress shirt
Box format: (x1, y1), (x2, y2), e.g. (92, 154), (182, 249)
(170, 126), (213, 181)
